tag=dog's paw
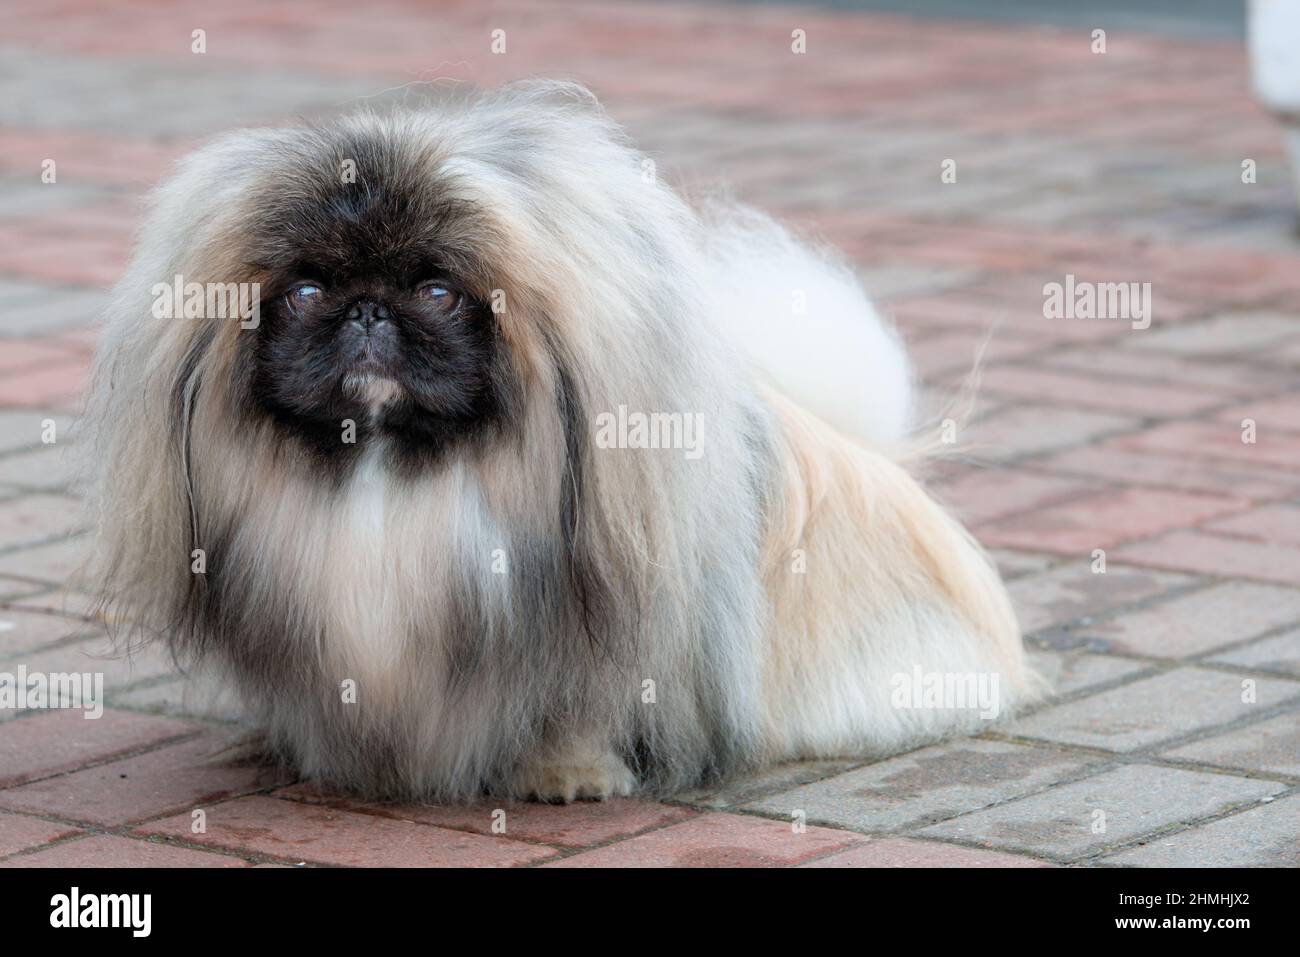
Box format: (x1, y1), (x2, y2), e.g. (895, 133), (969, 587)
(515, 751), (637, 803)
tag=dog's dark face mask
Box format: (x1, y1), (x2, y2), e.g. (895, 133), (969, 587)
(235, 132), (517, 469)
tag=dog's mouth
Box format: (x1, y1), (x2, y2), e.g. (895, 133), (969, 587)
(337, 323), (407, 405)
(342, 365), (404, 407)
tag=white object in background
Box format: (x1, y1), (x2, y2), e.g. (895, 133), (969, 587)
(1249, 0), (1300, 207)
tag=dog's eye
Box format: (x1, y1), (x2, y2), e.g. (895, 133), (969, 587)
(284, 283), (325, 313)
(418, 283), (462, 312)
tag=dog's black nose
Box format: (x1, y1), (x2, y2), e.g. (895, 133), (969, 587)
(346, 300), (391, 329)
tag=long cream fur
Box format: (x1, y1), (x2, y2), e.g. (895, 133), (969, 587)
(82, 82), (1039, 801)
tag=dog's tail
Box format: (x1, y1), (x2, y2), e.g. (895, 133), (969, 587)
(700, 203), (914, 448)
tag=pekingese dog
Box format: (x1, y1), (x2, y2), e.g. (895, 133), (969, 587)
(85, 82), (1038, 802)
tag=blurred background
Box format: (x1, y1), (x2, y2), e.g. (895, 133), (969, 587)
(3, 0), (1297, 480)
(4, 0), (1299, 611)
(771, 0), (1245, 39)
(0, 0), (1298, 869)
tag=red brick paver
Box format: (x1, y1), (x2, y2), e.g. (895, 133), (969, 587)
(1114, 530), (1300, 586)
(0, 733), (290, 826)
(544, 812), (866, 867)
(3, 834), (252, 868)
(1, 0), (1297, 868)
(276, 784), (699, 849)
(135, 795), (559, 867)
(0, 710), (197, 789)
(0, 810), (81, 858)
(977, 488), (1250, 555)
(801, 837), (1053, 868)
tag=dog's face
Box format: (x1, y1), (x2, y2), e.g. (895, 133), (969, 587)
(235, 133), (516, 463)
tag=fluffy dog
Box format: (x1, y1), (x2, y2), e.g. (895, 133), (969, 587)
(85, 83), (1037, 802)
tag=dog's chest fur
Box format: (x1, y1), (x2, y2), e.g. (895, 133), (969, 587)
(321, 449), (409, 698)
(293, 449), (498, 712)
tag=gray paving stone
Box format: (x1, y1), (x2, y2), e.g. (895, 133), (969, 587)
(0, 286), (105, 335)
(0, 447), (81, 494)
(0, 279), (85, 306)
(1100, 795), (1300, 867)
(1006, 667), (1300, 753)
(15, 636), (173, 697)
(880, 179), (1042, 219)
(0, 179), (113, 219)
(1162, 712), (1300, 778)
(1265, 338), (1300, 366)
(3, 587), (97, 618)
(1026, 649), (1152, 698)
(996, 187), (1163, 230)
(1126, 312), (1300, 357)
(1044, 348), (1297, 400)
(918, 764), (1285, 860)
(0, 577), (46, 602)
(990, 548), (1056, 581)
(743, 740), (1101, 832)
(0, 494), (83, 550)
(1008, 562), (1197, 638)
(676, 759), (861, 809)
(0, 633), (169, 725)
(0, 411), (77, 455)
(855, 265), (977, 303)
(0, 605), (99, 658)
(1206, 629), (1300, 678)
(1075, 582), (1300, 658)
(110, 672), (243, 722)
(963, 405), (1140, 463)
(799, 836), (1054, 868)
(0, 48), (401, 137)
(0, 536), (88, 585)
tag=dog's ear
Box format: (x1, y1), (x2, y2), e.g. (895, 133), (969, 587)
(79, 129), (284, 655)
(550, 355), (625, 655)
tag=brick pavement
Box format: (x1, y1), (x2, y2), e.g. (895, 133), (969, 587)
(0, 0), (1296, 867)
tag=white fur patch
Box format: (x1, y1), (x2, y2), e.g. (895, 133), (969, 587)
(324, 449), (404, 690)
(343, 373), (403, 414)
(703, 208), (914, 447)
